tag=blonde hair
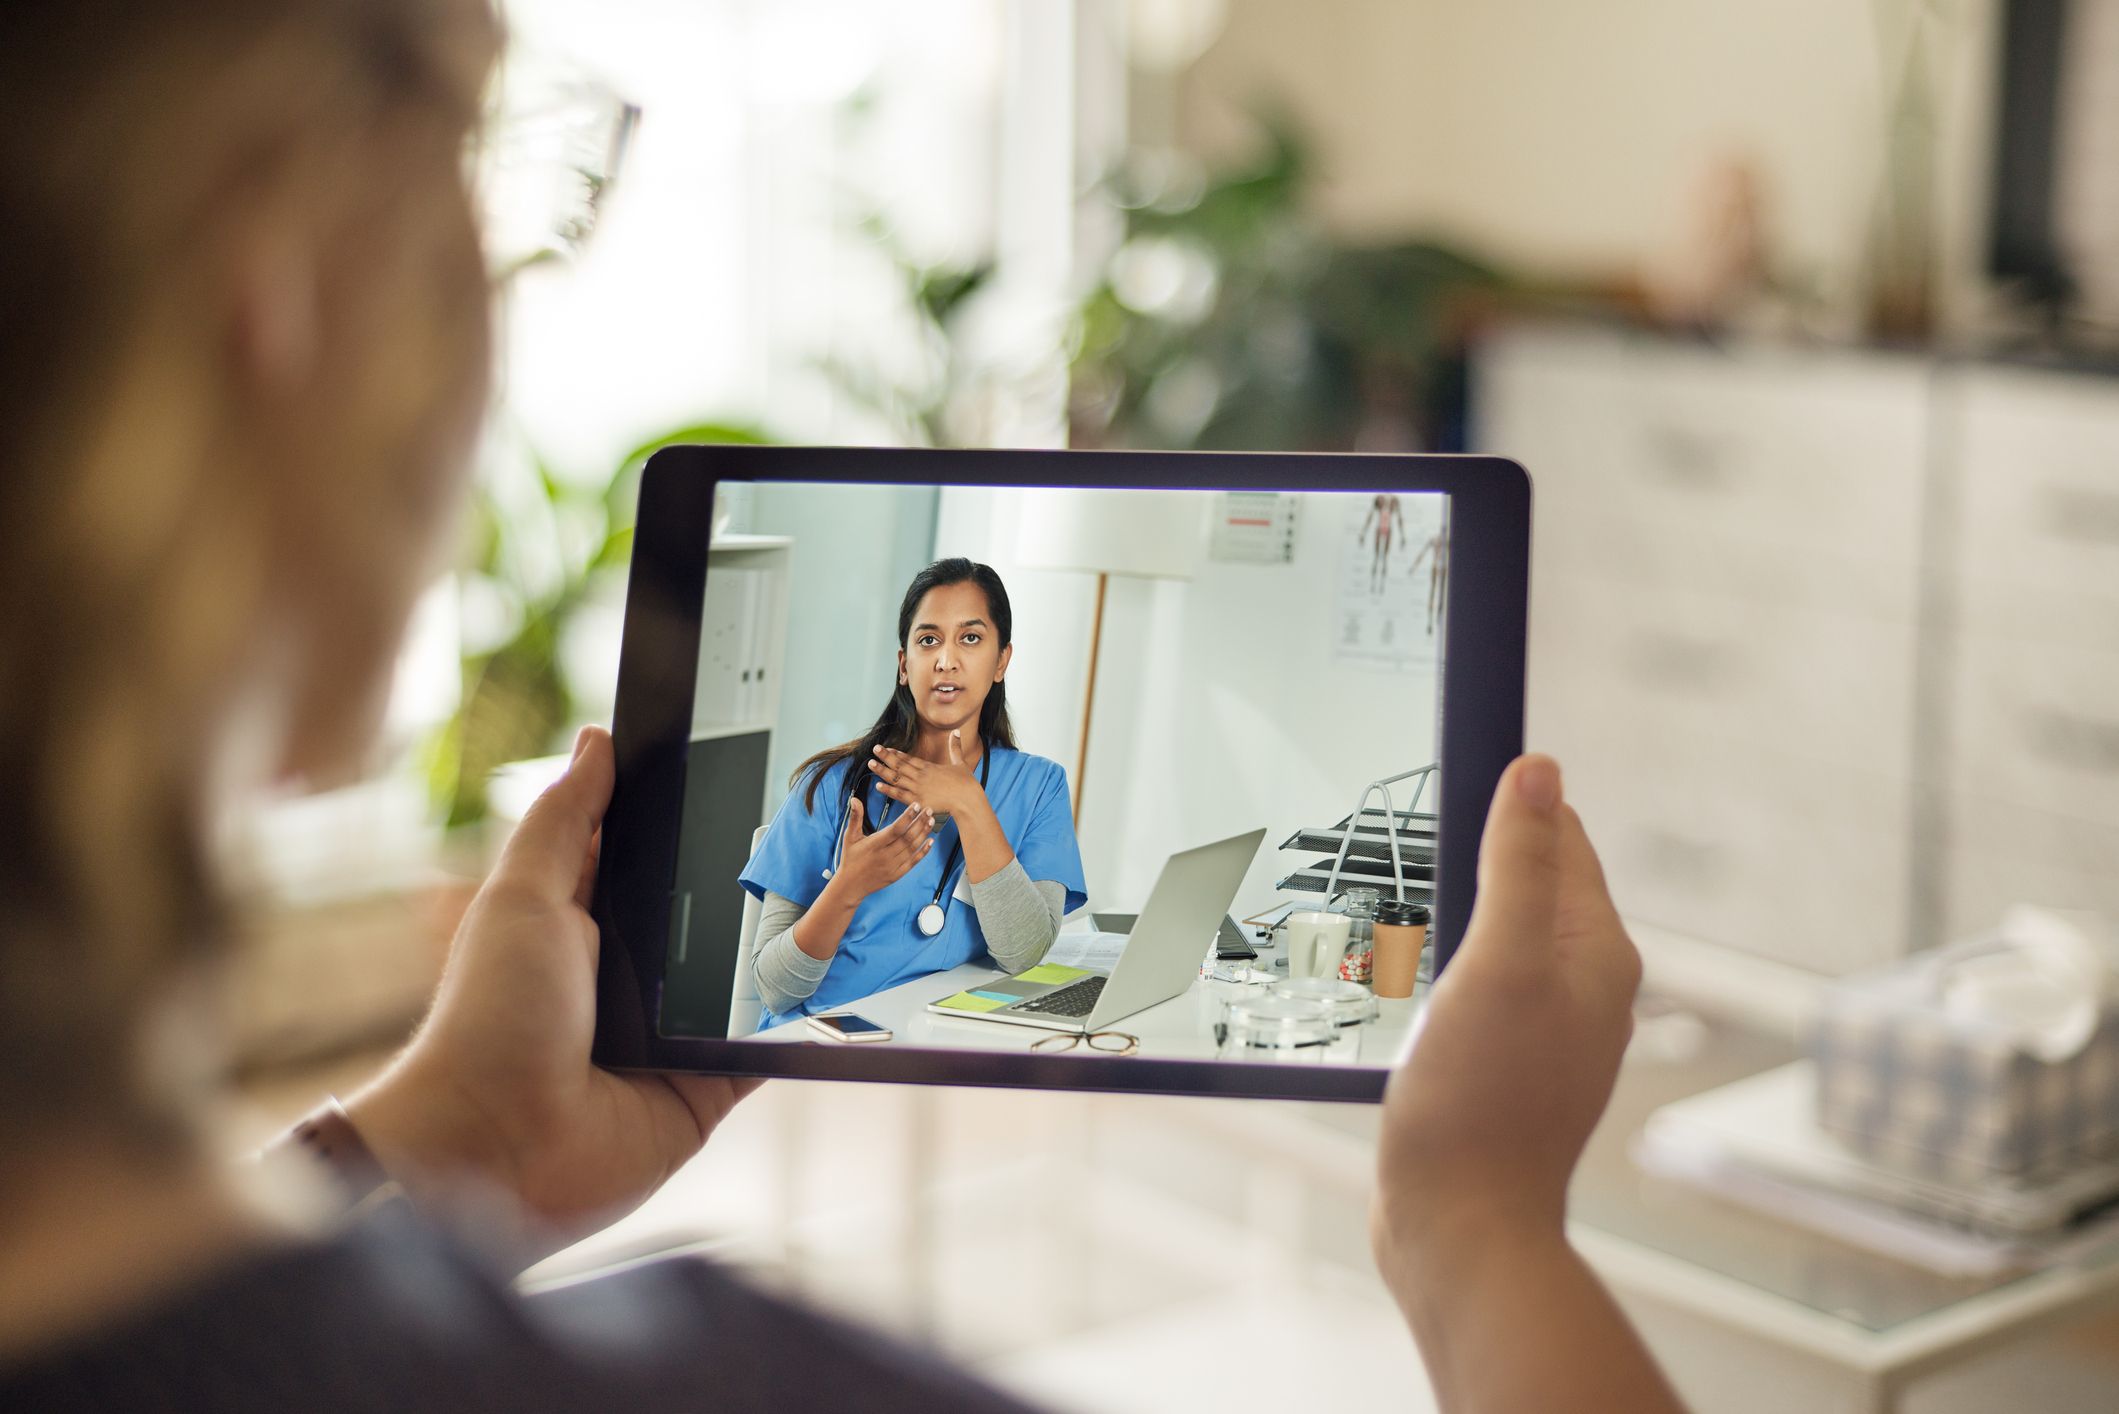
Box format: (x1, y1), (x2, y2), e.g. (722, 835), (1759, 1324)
(0, 0), (497, 1147)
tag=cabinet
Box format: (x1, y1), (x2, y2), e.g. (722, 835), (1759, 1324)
(661, 535), (792, 1040)
(1480, 328), (2119, 973)
(1943, 369), (2119, 939)
(1476, 327), (1933, 974)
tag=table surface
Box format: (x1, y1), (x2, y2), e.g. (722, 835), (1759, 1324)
(1305, 1012), (2119, 1347)
(744, 929), (1418, 1070)
(756, 932), (2119, 1358)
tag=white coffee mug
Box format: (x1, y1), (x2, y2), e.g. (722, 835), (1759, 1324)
(1284, 911), (1350, 980)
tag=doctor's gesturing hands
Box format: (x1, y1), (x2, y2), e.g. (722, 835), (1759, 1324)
(873, 731), (1018, 889)
(831, 795), (936, 898)
(871, 733), (986, 822)
(786, 797), (937, 964)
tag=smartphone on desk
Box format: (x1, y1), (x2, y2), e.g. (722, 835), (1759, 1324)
(807, 1013), (893, 1044)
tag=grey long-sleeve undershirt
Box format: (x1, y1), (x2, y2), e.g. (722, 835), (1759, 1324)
(752, 857), (1066, 1018)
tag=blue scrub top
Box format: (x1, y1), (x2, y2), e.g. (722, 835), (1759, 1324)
(740, 742), (1087, 1028)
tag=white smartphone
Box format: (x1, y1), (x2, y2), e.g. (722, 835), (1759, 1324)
(805, 1012), (893, 1044)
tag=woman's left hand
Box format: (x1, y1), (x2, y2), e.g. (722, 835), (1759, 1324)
(872, 732), (989, 819)
(345, 727), (760, 1261)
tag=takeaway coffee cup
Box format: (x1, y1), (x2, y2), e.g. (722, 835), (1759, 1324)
(1371, 899), (1430, 999)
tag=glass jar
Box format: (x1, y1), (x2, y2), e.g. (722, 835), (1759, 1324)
(1338, 887), (1382, 986)
(1271, 975), (1379, 1030)
(1270, 977), (1375, 1062)
(1217, 995), (1340, 1064)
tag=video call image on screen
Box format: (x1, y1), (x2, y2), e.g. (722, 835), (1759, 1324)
(659, 482), (1447, 1069)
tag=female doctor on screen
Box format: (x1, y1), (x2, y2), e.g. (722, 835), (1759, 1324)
(739, 557), (1088, 1028)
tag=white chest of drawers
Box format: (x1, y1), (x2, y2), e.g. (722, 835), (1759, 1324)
(1476, 325), (2119, 973)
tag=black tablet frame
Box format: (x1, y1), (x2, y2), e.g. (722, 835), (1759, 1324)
(590, 446), (1530, 1102)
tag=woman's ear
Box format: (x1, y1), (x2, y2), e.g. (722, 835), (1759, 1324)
(898, 647), (908, 685)
(994, 643), (1012, 681)
(228, 220), (321, 396)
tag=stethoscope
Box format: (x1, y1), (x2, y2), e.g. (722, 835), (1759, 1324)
(824, 742), (991, 938)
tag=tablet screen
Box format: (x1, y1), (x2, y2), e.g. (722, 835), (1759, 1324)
(653, 480), (1449, 1074)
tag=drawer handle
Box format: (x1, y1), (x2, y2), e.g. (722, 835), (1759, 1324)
(1636, 828), (1724, 887)
(2041, 487), (2119, 545)
(1641, 425), (1731, 490)
(1625, 633), (1733, 692)
(2026, 709), (2119, 773)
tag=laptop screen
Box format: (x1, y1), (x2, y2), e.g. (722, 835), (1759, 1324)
(657, 479), (1447, 1072)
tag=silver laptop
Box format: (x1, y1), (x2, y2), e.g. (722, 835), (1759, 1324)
(927, 828), (1266, 1033)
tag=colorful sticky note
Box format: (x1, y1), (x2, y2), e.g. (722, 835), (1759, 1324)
(1018, 963), (1092, 985)
(935, 991), (1010, 1013)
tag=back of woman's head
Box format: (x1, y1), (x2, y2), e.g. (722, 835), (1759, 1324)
(0, 0), (496, 1153)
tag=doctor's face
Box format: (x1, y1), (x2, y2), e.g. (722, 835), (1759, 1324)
(899, 581), (1011, 737)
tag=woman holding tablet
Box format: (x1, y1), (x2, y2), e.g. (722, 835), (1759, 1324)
(740, 558), (1088, 1027)
(0, 4), (1685, 1408)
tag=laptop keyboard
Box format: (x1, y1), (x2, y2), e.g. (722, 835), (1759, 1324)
(1016, 976), (1105, 1018)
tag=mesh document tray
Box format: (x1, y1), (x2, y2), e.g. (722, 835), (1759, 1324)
(1275, 806), (1439, 897)
(1280, 809), (1439, 861)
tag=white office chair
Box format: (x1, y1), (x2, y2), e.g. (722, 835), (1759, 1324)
(725, 825), (771, 1038)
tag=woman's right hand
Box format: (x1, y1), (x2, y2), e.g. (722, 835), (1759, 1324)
(833, 795), (934, 899)
(1368, 756), (1681, 1414)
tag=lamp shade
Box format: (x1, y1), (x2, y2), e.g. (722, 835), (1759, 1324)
(1014, 487), (1208, 579)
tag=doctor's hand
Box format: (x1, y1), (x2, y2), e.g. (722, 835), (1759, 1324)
(344, 727), (762, 1265)
(871, 732), (988, 820)
(1369, 755), (1679, 1414)
(833, 793), (935, 899)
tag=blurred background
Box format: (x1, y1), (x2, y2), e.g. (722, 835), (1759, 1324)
(226, 2), (2119, 1410)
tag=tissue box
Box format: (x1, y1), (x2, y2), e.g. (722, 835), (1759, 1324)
(1810, 959), (2119, 1182)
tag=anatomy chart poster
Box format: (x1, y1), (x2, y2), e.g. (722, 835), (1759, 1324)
(1334, 492), (1447, 673)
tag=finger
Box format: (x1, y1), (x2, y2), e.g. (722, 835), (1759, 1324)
(1460, 754), (1565, 973)
(892, 803), (929, 837)
(573, 825), (602, 912)
(1550, 805), (1641, 1007)
(495, 726), (615, 905)
(875, 781), (911, 804)
(842, 796), (866, 849)
(659, 1073), (766, 1149)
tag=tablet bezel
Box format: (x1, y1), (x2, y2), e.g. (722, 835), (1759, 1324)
(590, 446), (1529, 1102)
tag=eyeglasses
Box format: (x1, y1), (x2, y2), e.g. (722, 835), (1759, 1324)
(476, 54), (640, 281)
(1030, 1030), (1140, 1057)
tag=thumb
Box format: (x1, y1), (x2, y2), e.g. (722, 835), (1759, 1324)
(843, 794), (866, 847)
(496, 726), (614, 903)
(1460, 754), (1565, 972)
(948, 730), (963, 766)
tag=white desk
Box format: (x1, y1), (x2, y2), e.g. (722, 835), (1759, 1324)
(743, 935), (1419, 1069)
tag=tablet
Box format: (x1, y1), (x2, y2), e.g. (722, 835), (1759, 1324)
(590, 447), (1528, 1102)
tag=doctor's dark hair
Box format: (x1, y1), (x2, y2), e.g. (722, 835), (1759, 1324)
(794, 558), (1017, 819)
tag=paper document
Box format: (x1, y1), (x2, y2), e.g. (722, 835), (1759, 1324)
(1044, 931), (1130, 972)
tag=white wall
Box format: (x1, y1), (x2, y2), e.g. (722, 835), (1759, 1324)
(1178, 0), (2000, 331)
(749, 483), (940, 813)
(936, 486), (1441, 919)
